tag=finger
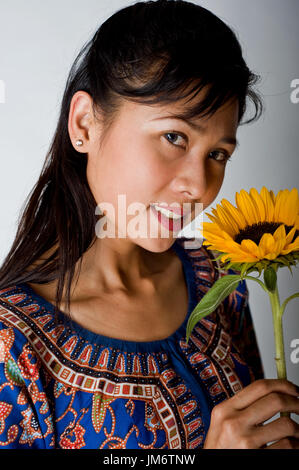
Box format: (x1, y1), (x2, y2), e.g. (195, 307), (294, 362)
(242, 392), (299, 426)
(251, 416), (299, 448)
(230, 379), (298, 411)
(266, 437), (299, 449)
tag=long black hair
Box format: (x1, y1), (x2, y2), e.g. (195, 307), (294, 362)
(0, 0), (263, 319)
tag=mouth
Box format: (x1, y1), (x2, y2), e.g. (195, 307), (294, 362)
(150, 204), (191, 232)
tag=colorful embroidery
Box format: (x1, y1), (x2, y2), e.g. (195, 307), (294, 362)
(0, 237), (264, 448)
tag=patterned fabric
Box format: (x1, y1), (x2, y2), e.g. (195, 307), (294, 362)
(0, 237), (264, 449)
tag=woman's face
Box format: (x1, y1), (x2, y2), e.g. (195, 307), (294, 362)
(70, 90), (239, 253)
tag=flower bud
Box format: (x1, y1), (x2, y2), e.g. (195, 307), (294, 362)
(264, 266), (277, 292)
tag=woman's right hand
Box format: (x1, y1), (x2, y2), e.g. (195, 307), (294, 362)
(203, 379), (299, 449)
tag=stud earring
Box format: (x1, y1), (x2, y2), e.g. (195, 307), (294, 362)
(75, 139), (83, 147)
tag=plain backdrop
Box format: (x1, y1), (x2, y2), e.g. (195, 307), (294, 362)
(0, 0), (298, 424)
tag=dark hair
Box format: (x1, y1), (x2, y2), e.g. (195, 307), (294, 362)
(0, 0), (263, 320)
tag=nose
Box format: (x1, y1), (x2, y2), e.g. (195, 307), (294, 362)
(171, 157), (209, 203)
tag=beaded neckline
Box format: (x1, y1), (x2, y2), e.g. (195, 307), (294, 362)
(18, 238), (199, 352)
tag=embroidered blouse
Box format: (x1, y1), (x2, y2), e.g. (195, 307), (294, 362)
(0, 237), (264, 449)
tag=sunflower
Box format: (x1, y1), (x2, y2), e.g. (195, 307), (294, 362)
(201, 187), (299, 274)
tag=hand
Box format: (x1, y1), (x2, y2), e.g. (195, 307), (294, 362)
(203, 379), (299, 449)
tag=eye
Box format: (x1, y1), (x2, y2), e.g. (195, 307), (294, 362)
(163, 132), (187, 148)
(209, 150), (232, 164)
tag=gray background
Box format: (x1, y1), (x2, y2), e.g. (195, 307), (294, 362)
(0, 0), (298, 422)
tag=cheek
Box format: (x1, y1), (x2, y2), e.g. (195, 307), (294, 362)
(204, 170), (225, 206)
(123, 156), (170, 208)
(86, 137), (167, 206)
(214, 171), (225, 192)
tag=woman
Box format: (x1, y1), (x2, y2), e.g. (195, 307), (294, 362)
(0, 0), (298, 449)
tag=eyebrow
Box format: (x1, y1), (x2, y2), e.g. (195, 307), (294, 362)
(151, 115), (239, 148)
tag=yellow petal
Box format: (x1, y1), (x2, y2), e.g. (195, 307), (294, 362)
(258, 232), (275, 256)
(240, 239), (260, 258)
(272, 224), (286, 241)
(260, 186), (275, 222)
(272, 224), (287, 255)
(202, 223), (233, 241)
(222, 238), (248, 252)
(226, 253), (258, 263)
(220, 198), (248, 231)
(236, 190), (258, 225)
(281, 235), (299, 255)
(209, 208), (228, 232)
(220, 246), (258, 262)
(250, 188), (266, 221)
(270, 190), (276, 205)
(202, 221), (222, 234)
(216, 205), (239, 237)
(279, 188), (299, 226)
(274, 189), (290, 223)
(206, 213), (220, 224)
(285, 226), (296, 245)
(264, 251), (280, 260)
(255, 235), (266, 258)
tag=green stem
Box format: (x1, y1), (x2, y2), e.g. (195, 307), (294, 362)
(267, 284), (289, 419)
(280, 292), (299, 316)
(243, 275), (269, 293)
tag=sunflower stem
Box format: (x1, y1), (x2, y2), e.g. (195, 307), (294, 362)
(267, 284), (290, 419)
(280, 292), (299, 316)
(243, 275), (269, 293)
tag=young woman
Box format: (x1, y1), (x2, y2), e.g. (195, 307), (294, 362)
(0, 0), (298, 449)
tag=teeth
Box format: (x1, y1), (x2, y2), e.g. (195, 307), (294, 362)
(153, 205), (183, 220)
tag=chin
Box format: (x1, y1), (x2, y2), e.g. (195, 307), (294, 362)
(133, 235), (179, 253)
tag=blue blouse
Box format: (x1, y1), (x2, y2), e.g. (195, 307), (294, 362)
(0, 237), (263, 449)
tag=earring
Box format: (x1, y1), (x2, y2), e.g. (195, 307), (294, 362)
(76, 139), (83, 147)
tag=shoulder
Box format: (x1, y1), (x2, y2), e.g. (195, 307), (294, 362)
(174, 236), (219, 274)
(0, 285), (42, 367)
(0, 283), (51, 394)
(173, 236), (228, 294)
(0, 286), (53, 448)
(174, 236), (249, 316)
(174, 235), (241, 276)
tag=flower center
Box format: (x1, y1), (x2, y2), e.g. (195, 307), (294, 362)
(234, 222), (299, 245)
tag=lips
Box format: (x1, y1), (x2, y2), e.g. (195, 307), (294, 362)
(152, 203), (190, 216)
(150, 205), (185, 232)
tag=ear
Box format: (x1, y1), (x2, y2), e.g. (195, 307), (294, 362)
(68, 91), (98, 153)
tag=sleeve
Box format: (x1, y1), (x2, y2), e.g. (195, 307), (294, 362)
(224, 279), (265, 382)
(234, 302), (265, 381)
(182, 241), (265, 383)
(0, 321), (53, 448)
